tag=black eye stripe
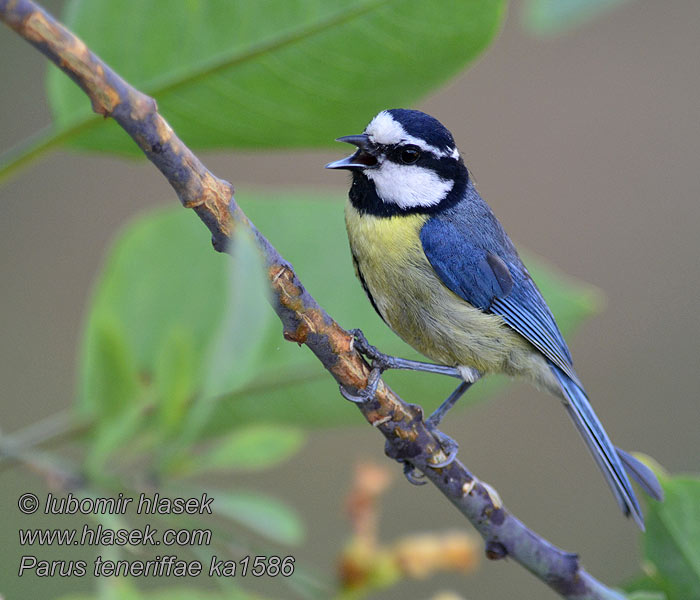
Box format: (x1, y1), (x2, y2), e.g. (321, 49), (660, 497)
(377, 142), (454, 162)
(383, 150), (459, 173)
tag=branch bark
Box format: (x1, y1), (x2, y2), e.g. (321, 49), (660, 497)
(0, 1), (626, 598)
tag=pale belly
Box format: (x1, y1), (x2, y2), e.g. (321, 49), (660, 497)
(344, 203), (536, 375)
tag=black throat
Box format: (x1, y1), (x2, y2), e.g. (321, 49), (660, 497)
(348, 161), (469, 218)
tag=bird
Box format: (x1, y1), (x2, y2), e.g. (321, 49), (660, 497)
(326, 108), (663, 528)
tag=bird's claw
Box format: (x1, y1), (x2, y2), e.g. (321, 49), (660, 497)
(350, 328), (376, 357)
(350, 329), (393, 371)
(339, 386), (366, 404)
(388, 429), (458, 487)
(350, 329), (459, 474)
(401, 460), (427, 485)
(339, 366), (383, 405)
(427, 429), (459, 469)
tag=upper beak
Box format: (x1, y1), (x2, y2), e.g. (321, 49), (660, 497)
(325, 134), (378, 170)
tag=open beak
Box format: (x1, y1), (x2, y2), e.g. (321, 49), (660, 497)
(325, 134), (378, 170)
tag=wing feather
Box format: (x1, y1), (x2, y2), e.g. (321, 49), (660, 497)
(420, 216), (579, 383)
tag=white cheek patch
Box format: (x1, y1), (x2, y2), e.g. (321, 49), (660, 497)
(366, 161), (454, 209)
(366, 111), (457, 159)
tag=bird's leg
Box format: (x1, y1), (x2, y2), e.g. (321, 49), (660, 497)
(420, 381), (475, 469)
(351, 329), (463, 378)
(426, 380), (474, 428)
(351, 329), (483, 471)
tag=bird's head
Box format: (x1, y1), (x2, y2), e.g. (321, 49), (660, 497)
(326, 109), (466, 213)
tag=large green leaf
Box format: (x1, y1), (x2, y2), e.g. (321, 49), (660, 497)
(78, 191), (600, 433)
(77, 206), (232, 417)
(644, 476), (700, 600)
(40, 0), (505, 156)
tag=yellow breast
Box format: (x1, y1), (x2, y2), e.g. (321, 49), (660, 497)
(345, 203), (429, 283)
(344, 202), (534, 375)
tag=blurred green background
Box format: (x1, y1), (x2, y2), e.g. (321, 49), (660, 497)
(1, 0), (699, 598)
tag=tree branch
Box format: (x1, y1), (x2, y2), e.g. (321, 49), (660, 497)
(0, 1), (626, 598)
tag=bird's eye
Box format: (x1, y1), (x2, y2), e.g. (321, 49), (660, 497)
(400, 146), (421, 164)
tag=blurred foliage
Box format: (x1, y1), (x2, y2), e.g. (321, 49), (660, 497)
(522, 0), (636, 36)
(210, 489), (304, 546)
(77, 223), (306, 541)
(624, 471), (700, 600)
(338, 462), (479, 599)
(644, 477), (700, 599)
(625, 593), (667, 600)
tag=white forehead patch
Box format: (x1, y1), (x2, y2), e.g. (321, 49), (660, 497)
(366, 161), (454, 209)
(365, 111), (459, 159)
(365, 111), (407, 145)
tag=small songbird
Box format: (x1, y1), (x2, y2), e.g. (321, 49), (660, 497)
(326, 108), (662, 528)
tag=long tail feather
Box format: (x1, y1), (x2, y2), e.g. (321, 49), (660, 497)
(551, 365), (645, 529)
(616, 447), (664, 501)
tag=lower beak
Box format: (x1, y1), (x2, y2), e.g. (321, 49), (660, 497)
(325, 134), (378, 170)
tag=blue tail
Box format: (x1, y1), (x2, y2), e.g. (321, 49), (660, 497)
(551, 365), (646, 529)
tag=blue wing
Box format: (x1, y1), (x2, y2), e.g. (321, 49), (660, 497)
(419, 215), (579, 384)
(420, 208), (651, 526)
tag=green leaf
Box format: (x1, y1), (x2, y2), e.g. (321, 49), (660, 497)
(77, 206), (231, 417)
(168, 228), (273, 459)
(80, 313), (141, 418)
(153, 327), (197, 435)
(200, 228), (271, 401)
(86, 399), (147, 478)
(625, 574), (669, 599)
(30, 0), (504, 159)
(211, 489), (304, 546)
(644, 475), (700, 600)
(192, 425), (306, 474)
(522, 0), (635, 36)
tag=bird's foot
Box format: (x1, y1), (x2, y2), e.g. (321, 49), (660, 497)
(350, 328), (394, 371)
(339, 365), (383, 405)
(426, 428), (459, 469)
(350, 329), (463, 378)
(398, 459), (427, 486)
(387, 426), (459, 488)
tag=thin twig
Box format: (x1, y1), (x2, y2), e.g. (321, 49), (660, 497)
(0, 2), (626, 598)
